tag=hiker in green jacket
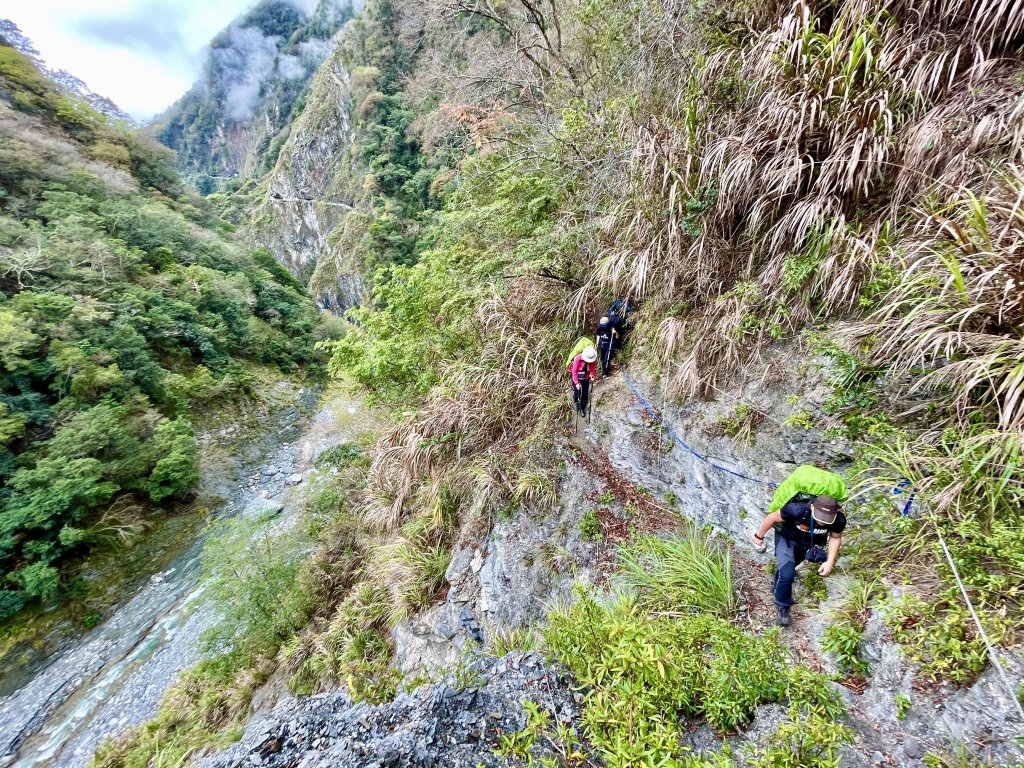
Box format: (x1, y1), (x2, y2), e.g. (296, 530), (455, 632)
(751, 465), (849, 626)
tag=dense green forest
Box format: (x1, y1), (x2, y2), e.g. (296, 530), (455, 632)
(0, 43), (324, 618)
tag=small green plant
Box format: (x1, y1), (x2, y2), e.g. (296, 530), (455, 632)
(599, 490), (615, 505)
(497, 499), (519, 520)
(663, 491), (677, 506)
(895, 691), (911, 720)
(401, 672), (433, 692)
(680, 184), (718, 236)
(748, 709), (853, 768)
(822, 622), (869, 677)
(617, 533), (735, 615)
(802, 570), (828, 606)
(494, 699), (550, 763)
(784, 409), (815, 429)
(451, 652), (486, 691)
(490, 626), (541, 657)
(820, 580), (879, 677)
(624, 502), (638, 517)
(579, 508), (603, 541)
(714, 403), (766, 445)
(539, 542), (576, 575)
(717, 403), (751, 435)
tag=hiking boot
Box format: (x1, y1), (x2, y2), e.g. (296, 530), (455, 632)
(776, 606), (791, 627)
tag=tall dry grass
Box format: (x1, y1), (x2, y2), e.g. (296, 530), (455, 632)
(553, 0), (1024, 396)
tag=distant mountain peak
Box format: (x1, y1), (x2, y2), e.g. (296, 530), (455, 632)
(155, 0), (355, 181)
(0, 19), (135, 124)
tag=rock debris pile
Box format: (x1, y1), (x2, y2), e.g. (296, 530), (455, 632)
(204, 652), (577, 768)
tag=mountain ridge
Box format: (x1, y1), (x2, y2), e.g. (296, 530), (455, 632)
(0, 19), (134, 124)
(151, 0), (358, 187)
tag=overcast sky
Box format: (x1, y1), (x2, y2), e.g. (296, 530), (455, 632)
(8, 0), (261, 119)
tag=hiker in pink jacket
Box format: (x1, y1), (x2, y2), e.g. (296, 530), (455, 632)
(569, 345), (599, 415)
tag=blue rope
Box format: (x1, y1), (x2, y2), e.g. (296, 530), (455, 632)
(621, 370), (779, 489)
(891, 478), (917, 516)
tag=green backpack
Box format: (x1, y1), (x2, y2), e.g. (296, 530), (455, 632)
(564, 336), (593, 367)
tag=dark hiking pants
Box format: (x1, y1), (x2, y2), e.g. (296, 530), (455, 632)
(598, 342), (613, 375)
(773, 534), (809, 608)
(573, 378), (591, 414)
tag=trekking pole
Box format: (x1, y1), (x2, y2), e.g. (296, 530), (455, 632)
(588, 394), (594, 425)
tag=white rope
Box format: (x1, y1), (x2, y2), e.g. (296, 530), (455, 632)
(934, 523), (1024, 723)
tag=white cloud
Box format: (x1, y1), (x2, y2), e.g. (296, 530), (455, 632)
(277, 54), (307, 80)
(7, 0), (258, 120)
(216, 25), (282, 120)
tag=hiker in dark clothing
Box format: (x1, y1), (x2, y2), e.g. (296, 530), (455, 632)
(752, 465), (848, 626)
(569, 345), (598, 415)
(594, 316), (618, 376)
(607, 298), (633, 342)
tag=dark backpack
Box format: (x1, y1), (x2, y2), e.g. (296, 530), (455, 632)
(608, 298), (633, 323)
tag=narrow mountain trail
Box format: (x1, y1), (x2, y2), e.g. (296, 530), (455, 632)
(192, 363), (1023, 768)
(0, 388), (379, 768)
(574, 368), (1024, 767)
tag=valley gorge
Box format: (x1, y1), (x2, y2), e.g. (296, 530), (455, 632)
(2, 1), (1024, 767)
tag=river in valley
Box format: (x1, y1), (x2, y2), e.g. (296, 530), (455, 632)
(0, 384), (377, 768)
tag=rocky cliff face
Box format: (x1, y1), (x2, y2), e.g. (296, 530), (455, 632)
(154, 0), (354, 182)
(205, 357), (1024, 768)
(244, 43), (366, 311)
(317, 353), (1022, 768)
(203, 652), (577, 768)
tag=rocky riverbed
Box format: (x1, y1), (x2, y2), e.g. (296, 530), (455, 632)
(0, 384), (378, 768)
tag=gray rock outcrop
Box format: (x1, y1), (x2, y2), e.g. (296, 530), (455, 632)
(203, 652), (576, 768)
(247, 46), (366, 313)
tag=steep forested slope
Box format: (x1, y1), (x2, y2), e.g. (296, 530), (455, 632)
(293, 0), (1024, 747)
(88, 0), (1024, 765)
(325, 0), (1024, 682)
(239, 0), (456, 302)
(0, 44), (324, 619)
(153, 0), (356, 187)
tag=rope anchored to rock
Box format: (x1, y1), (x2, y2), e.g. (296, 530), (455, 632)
(621, 368), (1024, 723)
(621, 369), (778, 490)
